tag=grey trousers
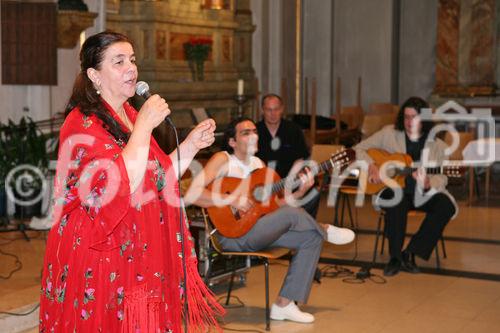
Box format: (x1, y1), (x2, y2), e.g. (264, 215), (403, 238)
(217, 206), (325, 303)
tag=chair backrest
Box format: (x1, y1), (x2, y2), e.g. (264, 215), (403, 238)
(310, 144), (345, 164)
(360, 112), (397, 138)
(341, 106), (364, 130)
(443, 131), (475, 160)
(370, 102), (399, 114)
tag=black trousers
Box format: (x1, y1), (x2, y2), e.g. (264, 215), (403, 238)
(379, 188), (456, 261)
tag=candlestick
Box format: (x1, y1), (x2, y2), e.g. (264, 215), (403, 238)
(234, 94), (247, 119)
(237, 79), (244, 96)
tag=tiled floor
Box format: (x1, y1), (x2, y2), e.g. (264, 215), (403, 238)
(221, 262), (500, 333)
(2, 192), (500, 332)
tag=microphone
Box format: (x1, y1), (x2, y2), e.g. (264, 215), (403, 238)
(135, 81), (152, 99)
(135, 81), (174, 127)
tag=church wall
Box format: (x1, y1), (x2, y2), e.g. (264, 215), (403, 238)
(0, 0), (104, 124)
(398, 0), (438, 103)
(332, 0), (395, 114)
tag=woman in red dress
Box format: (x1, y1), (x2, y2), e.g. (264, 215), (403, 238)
(40, 31), (223, 332)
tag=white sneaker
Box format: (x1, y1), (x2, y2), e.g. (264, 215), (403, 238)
(270, 302), (315, 323)
(326, 225), (355, 245)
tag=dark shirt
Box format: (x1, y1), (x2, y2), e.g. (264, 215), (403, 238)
(256, 119), (309, 178)
(404, 134), (426, 194)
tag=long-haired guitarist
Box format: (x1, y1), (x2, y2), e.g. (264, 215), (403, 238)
(354, 97), (457, 277)
(186, 117), (355, 324)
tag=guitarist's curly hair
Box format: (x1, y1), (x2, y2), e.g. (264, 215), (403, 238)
(222, 117), (255, 153)
(395, 96), (434, 137)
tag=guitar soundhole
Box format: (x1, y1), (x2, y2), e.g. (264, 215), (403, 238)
(385, 164), (400, 178)
(230, 206), (241, 220)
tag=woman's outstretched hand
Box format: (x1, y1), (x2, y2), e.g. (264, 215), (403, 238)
(185, 119), (217, 152)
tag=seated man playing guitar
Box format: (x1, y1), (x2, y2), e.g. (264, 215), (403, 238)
(186, 117), (355, 324)
(354, 96), (457, 277)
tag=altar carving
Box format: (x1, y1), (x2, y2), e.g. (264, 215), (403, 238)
(106, 0), (254, 103)
(106, 0), (256, 151)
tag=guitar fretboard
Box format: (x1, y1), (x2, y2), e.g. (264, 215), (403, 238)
(398, 166), (447, 176)
(269, 156), (344, 194)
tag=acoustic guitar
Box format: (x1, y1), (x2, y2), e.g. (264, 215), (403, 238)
(206, 149), (355, 238)
(362, 148), (465, 195)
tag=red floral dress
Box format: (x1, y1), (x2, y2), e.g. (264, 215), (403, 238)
(40, 102), (222, 332)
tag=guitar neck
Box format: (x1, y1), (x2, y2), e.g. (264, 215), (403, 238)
(270, 158), (337, 194)
(400, 166), (446, 176)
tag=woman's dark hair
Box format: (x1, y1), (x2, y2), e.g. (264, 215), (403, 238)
(222, 117), (255, 153)
(64, 31), (134, 143)
(394, 96), (434, 137)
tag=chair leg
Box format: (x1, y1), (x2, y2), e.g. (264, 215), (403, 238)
(264, 259), (270, 331)
(333, 194), (340, 226)
(340, 194), (346, 227)
(435, 244), (441, 270)
(226, 268), (236, 306)
(380, 221), (387, 255)
(345, 194), (355, 229)
(372, 212), (384, 265)
(440, 236), (447, 259)
(468, 167), (475, 205)
(204, 252), (214, 285)
(474, 167), (481, 198)
(485, 166), (491, 200)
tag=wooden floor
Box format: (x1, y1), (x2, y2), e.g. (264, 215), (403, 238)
(2, 187), (500, 332)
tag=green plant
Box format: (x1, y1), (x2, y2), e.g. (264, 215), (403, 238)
(0, 117), (48, 189)
(183, 37), (212, 81)
(183, 37), (212, 63)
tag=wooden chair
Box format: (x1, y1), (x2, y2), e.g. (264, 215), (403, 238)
(443, 131), (476, 204)
(340, 106), (364, 131)
(310, 144), (345, 165)
(360, 111), (398, 139)
(309, 144), (358, 228)
(369, 102), (399, 115)
(201, 209), (290, 331)
(340, 106), (364, 145)
(372, 209), (447, 269)
(310, 144), (345, 191)
(335, 174), (362, 229)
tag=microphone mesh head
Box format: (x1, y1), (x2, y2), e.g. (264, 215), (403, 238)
(135, 81), (150, 97)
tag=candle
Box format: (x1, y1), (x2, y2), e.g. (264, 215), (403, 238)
(237, 79), (244, 96)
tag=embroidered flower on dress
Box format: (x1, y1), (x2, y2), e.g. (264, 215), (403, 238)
(119, 240), (131, 256)
(73, 148), (86, 168)
(117, 309), (124, 321)
(82, 116), (93, 129)
(85, 268), (93, 279)
(57, 215), (68, 236)
(117, 287), (124, 305)
(83, 288), (95, 304)
(55, 283), (66, 303)
(81, 309), (91, 320)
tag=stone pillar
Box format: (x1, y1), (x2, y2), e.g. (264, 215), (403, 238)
(435, 0), (460, 91)
(434, 0), (496, 97)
